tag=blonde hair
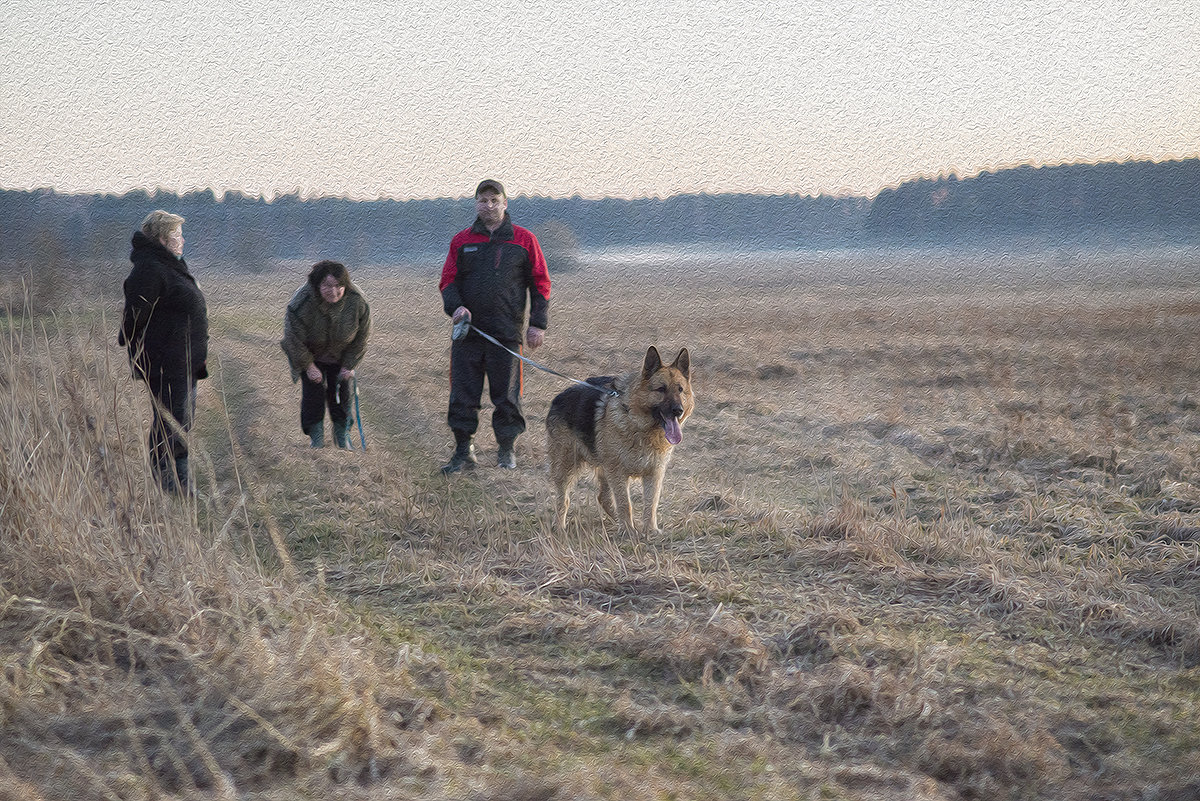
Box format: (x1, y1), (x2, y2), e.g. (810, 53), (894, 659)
(140, 210), (185, 242)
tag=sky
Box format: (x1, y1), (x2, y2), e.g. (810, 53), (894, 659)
(2, 0), (1198, 201)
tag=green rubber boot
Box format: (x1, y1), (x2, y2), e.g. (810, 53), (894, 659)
(334, 418), (352, 450)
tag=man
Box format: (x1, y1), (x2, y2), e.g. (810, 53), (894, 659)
(439, 179), (551, 473)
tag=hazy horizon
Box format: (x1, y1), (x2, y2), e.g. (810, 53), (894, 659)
(4, 1), (1198, 202)
(8, 153), (1196, 204)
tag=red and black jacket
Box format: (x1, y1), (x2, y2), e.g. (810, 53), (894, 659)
(439, 214), (551, 343)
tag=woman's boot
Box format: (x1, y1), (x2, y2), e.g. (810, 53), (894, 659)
(334, 418), (352, 449)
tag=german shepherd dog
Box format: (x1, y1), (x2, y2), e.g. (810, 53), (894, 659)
(547, 346), (693, 534)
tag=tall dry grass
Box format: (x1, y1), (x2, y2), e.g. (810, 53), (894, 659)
(0, 297), (439, 800)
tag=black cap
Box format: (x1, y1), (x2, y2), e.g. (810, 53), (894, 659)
(475, 179), (506, 198)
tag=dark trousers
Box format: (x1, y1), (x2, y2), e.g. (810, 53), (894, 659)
(447, 336), (524, 446)
(145, 371), (196, 490)
(300, 362), (351, 434)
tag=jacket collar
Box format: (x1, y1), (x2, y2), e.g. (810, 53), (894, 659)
(470, 212), (513, 241)
(130, 230), (189, 272)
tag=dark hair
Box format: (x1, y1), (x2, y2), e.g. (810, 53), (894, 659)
(307, 260), (349, 293)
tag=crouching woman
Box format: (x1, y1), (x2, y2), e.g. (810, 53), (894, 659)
(281, 260), (370, 448)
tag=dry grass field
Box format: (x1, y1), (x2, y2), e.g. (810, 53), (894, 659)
(3, 247), (1200, 800)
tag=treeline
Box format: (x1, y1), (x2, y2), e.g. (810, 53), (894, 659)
(2, 157), (1197, 271)
(865, 158), (1200, 247)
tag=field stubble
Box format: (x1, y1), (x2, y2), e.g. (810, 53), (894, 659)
(3, 249), (1200, 800)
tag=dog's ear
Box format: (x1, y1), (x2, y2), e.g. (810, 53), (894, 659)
(672, 348), (690, 379)
(642, 346), (663, 378)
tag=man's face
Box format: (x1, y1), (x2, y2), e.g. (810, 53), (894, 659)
(476, 190), (507, 228)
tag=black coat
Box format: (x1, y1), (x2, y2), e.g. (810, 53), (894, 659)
(119, 231), (209, 380)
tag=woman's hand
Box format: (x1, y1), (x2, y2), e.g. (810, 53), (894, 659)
(306, 364), (323, 383)
(338, 367), (355, 382)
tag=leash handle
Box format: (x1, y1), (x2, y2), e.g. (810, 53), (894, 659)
(455, 320), (618, 396)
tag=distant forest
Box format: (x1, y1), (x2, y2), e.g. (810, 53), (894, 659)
(2, 157), (1198, 271)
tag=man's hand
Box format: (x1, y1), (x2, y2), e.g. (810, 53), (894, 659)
(526, 326), (545, 351)
(306, 364), (323, 383)
(338, 367), (355, 382)
(452, 307), (471, 323)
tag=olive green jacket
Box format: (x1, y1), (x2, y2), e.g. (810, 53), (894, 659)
(281, 282), (370, 381)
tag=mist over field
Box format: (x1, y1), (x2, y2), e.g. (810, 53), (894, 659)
(575, 243), (1200, 289)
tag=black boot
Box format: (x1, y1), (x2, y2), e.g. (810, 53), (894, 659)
(496, 440), (516, 469)
(441, 434), (477, 474)
(152, 455), (178, 493)
(174, 456), (195, 497)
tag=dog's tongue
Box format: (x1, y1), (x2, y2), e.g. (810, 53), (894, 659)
(662, 417), (683, 445)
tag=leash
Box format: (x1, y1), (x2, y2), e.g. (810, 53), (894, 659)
(452, 318), (619, 397)
(353, 376), (367, 449)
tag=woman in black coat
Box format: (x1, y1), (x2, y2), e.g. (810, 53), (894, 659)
(119, 210), (209, 494)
